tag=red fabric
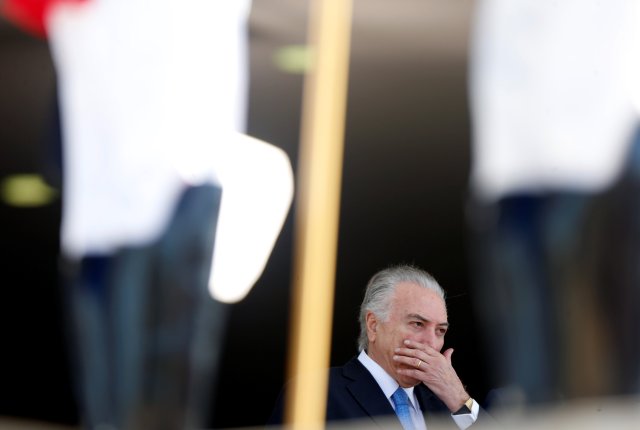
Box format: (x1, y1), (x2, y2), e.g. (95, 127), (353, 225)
(1, 0), (87, 37)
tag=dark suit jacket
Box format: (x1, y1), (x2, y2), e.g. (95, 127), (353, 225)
(269, 357), (495, 429)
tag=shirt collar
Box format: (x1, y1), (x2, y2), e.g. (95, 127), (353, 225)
(357, 350), (420, 411)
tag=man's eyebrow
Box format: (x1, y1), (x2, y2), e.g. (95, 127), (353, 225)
(407, 313), (450, 327)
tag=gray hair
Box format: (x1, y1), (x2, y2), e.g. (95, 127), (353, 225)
(357, 264), (445, 351)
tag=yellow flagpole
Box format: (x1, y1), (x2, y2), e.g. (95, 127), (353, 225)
(284, 0), (353, 428)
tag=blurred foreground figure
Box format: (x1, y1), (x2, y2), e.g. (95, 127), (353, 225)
(49, 0), (250, 428)
(468, 0), (640, 407)
(2, 0), (292, 429)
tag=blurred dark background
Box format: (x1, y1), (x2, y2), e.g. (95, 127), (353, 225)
(0, 0), (488, 427)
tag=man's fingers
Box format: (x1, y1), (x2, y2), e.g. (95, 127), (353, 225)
(442, 347), (454, 364)
(395, 347), (422, 358)
(393, 352), (423, 367)
(402, 339), (440, 357)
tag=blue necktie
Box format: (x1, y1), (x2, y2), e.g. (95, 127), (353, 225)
(391, 387), (415, 430)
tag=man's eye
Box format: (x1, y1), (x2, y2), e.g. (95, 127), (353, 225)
(411, 321), (423, 328)
(437, 328), (447, 336)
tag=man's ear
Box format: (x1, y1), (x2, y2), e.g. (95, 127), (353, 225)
(366, 311), (378, 343)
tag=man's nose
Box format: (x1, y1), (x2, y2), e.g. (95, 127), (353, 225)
(418, 328), (437, 348)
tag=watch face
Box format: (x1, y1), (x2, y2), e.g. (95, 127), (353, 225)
(465, 398), (474, 410)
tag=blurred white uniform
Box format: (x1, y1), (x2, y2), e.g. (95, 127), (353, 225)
(48, 0), (293, 304)
(48, 0), (252, 257)
(470, 0), (639, 201)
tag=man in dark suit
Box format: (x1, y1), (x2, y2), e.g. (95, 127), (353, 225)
(270, 265), (494, 429)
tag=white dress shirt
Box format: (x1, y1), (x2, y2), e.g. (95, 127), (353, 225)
(357, 350), (478, 430)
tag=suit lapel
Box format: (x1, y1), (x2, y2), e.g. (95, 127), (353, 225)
(415, 384), (458, 429)
(342, 358), (397, 425)
(415, 384), (446, 413)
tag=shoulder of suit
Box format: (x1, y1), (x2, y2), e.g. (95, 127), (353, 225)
(339, 356), (369, 380)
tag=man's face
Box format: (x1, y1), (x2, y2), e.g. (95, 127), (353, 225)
(366, 282), (449, 387)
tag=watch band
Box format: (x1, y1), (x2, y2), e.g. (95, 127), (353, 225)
(453, 397), (474, 415)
